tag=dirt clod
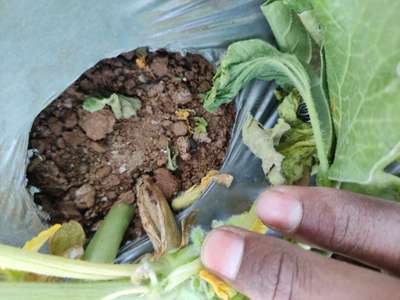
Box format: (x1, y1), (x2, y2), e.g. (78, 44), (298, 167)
(62, 130), (86, 148)
(151, 57), (169, 77)
(176, 136), (191, 161)
(63, 111), (78, 129)
(95, 166), (112, 180)
(170, 86), (192, 105)
(170, 121), (188, 137)
(74, 184), (96, 209)
(154, 168), (180, 199)
(79, 110), (115, 141)
(117, 191), (136, 204)
(193, 132), (211, 144)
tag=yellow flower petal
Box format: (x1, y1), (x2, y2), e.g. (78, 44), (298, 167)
(23, 224), (62, 252)
(199, 269), (236, 300)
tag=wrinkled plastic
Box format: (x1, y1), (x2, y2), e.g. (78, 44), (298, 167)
(0, 0), (273, 247)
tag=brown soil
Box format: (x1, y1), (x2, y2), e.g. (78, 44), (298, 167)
(27, 49), (235, 240)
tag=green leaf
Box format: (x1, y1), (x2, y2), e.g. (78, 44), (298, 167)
(298, 10), (322, 45)
(83, 94), (142, 120)
(276, 91), (317, 184)
(193, 117), (208, 134)
(312, 0), (400, 197)
(82, 97), (107, 112)
(242, 115), (290, 185)
(261, 0), (313, 63)
(49, 221), (86, 258)
(204, 39), (332, 174)
(282, 0), (313, 13)
(277, 123), (316, 184)
(277, 90), (301, 124)
(119, 95), (142, 119)
(166, 145), (178, 171)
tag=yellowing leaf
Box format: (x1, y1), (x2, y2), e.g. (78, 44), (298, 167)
(222, 203), (268, 235)
(250, 218), (268, 235)
(199, 269), (237, 300)
(23, 224), (62, 252)
(49, 221), (86, 258)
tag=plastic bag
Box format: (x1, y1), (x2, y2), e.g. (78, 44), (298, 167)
(0, 0), (273, 247)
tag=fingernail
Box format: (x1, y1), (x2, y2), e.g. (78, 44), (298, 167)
(201, 229), (244, 280)
(256, 190), (303, 232)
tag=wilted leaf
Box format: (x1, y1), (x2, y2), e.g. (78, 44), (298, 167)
(242, 116), (290, 185)
(82, 93), (142, 120)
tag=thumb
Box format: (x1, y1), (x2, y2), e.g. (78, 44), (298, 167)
(201, 227), (400, 300)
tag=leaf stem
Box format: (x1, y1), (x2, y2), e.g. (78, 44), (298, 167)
(0, 244), (135, 280)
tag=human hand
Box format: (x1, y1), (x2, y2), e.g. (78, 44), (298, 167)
(201, 186), (400, 300)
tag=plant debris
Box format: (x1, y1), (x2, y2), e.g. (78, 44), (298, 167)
(136, 176), (180, 258)
(83, 93), (142, 120)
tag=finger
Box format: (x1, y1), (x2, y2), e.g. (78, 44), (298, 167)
(256, 186), (400, 274)
(201, 227), (400, 300)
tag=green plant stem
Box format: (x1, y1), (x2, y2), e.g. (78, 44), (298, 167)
(0, 244), (135, 280)
(83, 202), (135, 263)
(0, 281), (135, 300)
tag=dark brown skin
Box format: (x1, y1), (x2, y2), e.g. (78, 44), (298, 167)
(201, 186), (400, 300)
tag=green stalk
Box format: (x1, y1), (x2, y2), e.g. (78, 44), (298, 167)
(0, 281), (136, 300)
(0, 244), (135, 280)
(83, 202), (134, 263)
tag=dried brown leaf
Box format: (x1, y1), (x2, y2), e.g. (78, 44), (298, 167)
(136, 176), (180, 258)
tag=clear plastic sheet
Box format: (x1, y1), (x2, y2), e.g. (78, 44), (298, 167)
(0, 0), (273, 247)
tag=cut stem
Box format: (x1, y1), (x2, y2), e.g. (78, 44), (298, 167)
(83, 202), (135, 263)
